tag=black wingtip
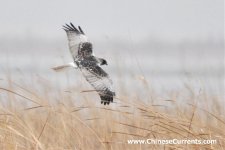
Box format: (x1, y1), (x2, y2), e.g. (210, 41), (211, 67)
(78, 26), (85, 34)
(101, 100), (110, 105)
(100, 93), (114, 105)
(70, 22), (76, 30)
(66, 23), (73, 30)
(62, 25), (70, 31)
(62, 22), (79, 33)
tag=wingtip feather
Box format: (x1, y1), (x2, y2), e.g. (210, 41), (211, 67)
(78, 26), (85, 34)
(62, 22), (80, 33)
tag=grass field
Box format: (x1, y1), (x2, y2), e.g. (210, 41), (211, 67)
(0, 73), (224, 150)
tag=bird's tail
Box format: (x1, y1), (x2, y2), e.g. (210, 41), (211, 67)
(52, 62), (77, 72)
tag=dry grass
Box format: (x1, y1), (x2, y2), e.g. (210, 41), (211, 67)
(0, 75), (224, 150)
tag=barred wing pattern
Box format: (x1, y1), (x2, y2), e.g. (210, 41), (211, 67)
(63, 23), (88, 60)
(80, 65), (115, 105)
(62, 23), (115, 105)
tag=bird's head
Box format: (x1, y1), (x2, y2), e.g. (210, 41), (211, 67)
(100, 59), (108, 65)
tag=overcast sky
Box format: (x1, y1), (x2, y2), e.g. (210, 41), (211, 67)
(0, 0), (223, 41)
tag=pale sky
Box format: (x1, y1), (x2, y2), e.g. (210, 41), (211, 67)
(0, 0), (223, 41)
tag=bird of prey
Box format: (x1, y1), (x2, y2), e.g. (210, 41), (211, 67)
(53, 23), (115, 105)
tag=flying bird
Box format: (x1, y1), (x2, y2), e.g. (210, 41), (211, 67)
(53, 23), (115, 105)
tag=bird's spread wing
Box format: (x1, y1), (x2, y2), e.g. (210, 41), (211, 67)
(80, 64), (115, 105)
(63, 23), (88, 60)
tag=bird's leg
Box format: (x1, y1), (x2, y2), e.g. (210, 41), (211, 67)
(52, 62), (78, 72)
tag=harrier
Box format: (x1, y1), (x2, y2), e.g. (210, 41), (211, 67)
(53, 23), (115, 105)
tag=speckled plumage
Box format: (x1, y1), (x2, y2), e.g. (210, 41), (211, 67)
(63, 23), (115, 105)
